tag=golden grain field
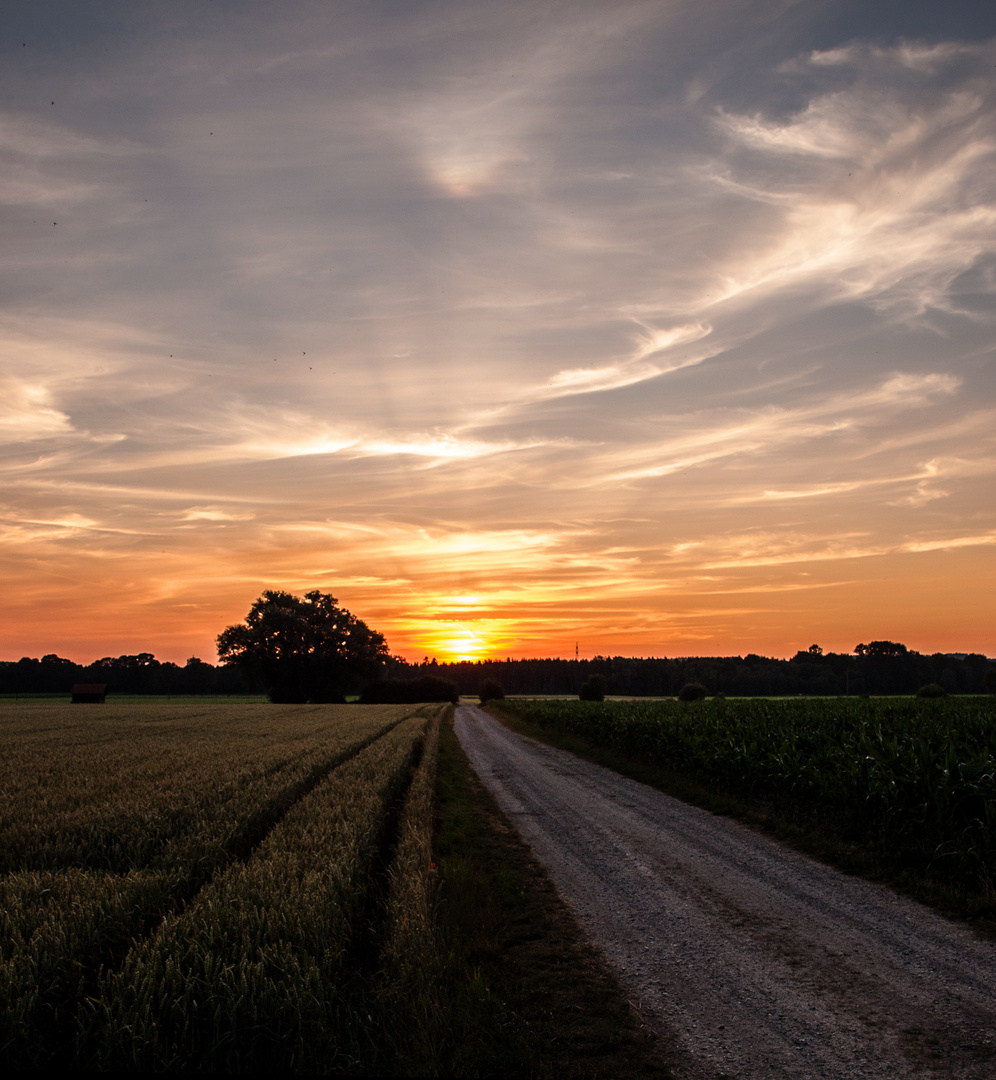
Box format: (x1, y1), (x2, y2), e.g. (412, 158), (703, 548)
(0, 701), (444, 1071)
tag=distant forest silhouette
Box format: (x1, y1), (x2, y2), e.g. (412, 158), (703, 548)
(2, 645), (993, 698)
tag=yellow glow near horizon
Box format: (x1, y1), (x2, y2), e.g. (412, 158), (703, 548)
(398, 603), (516, 662)
(426, 627), (491, 663)
(446, 594), (483, 609)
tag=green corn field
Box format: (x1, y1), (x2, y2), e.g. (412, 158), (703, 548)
(502, 696), (996, 893)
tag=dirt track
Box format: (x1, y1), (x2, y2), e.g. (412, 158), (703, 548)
(455, 704), (996, 1080)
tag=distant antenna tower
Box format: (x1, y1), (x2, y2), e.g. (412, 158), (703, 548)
(575, 641), (579, 660)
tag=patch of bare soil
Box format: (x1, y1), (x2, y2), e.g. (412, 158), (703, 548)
(455, 704), (996, 1080)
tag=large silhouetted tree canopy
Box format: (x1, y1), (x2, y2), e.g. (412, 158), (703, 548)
(216, 590), (388, 703)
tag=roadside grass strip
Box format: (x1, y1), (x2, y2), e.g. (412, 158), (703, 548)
(92, 712), (430, 1072)
(500, 697), (996, 910)
(420, 713), (669, 1080)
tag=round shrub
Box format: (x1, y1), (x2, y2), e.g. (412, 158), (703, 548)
(479, 679), (505, 704)
(916, 683), (947, 698)
(677, 682), (708, 702)
(359, 675), (459, 704)
(579, 674), (607, 702)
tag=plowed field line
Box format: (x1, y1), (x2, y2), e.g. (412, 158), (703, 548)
(455, 704), (996, 1080)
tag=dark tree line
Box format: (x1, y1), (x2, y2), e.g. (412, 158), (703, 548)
(3, 639), (992, 700)
(0, 653), (250, 697)
(387, 644), (995, 698)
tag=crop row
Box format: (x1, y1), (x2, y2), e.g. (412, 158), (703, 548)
(0, 703), (444, 1070)
(0, 702), (411, 875)
(502, 696), (996, 890)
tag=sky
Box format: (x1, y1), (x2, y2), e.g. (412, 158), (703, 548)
(2, 0), (994, 664)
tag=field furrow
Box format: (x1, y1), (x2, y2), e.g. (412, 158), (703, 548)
(0, 702), (407, 875)
(93, 711), (432, 1071)
(0, 702), (434, 1068)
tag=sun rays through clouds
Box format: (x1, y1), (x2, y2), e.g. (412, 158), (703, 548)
(1, 2), (994, 661)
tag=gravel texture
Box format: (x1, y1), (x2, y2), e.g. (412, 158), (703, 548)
(455, 704), (996, 1080)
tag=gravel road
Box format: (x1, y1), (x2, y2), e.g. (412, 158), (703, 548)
(455, 704), (996, 1080)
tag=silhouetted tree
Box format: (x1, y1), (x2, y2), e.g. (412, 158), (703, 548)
(677, 682), (708, 701)
(579, 673), (606, 701)
(216, 590), (388, 703)
(479, 678), (505, 704)
(855, 641), (908, 657)
(359, 675), (458, 704)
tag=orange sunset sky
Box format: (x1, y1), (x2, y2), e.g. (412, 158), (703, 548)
(2, 1), (994, 665)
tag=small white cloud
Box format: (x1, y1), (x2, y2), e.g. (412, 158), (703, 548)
(0, 380), (73, 441)
(903, 533), (996, 553)
(359, 434), (532, 460)
(179, 507), (255, 522)
(629, 321), (713, 362)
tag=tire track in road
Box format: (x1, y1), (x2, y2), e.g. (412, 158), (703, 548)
(455, 704), (996, 1080)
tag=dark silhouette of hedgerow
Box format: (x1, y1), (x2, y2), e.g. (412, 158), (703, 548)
(579, 674), (607, 702)
(359, 675), (459, 704)
(479, 679), (505, 704)
(677, 682), (708, 702)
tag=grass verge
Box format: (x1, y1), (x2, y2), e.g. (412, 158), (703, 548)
(413, 713), (671, 1079)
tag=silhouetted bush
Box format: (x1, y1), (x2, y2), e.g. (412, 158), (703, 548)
(579, 674), (607, 701)
(677, 682), (708, 702)
(309, 686), (347, 704)
(359, 675), (459, 704)
(268, 684), (309, 704)
(916, 682), (947, 698)
(479, 679), (505, 704)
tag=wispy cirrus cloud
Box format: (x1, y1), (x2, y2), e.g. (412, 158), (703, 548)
(1, 2), (994, 661)
(707, 43), (996, 314)
(0, 380), (74, 440)
(597, 372), (960, 485)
